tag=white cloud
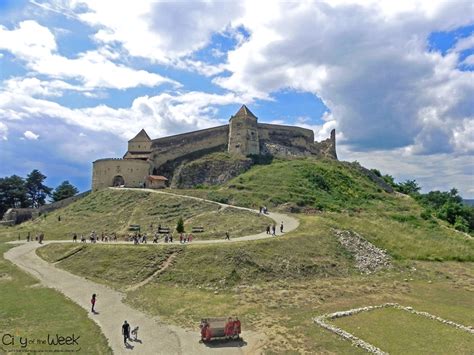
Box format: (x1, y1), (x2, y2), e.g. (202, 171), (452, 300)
(61, 0), (243, 62)
(338, 145), (474, 197)
(462, 54), (474, 66)
(3, 77), (89, 97)
(210, 1), (474, 156)
(24, 130), (40, 140)
(0, 20), (179, 90)
(0, 88), (241, 141)
(0, 122), (8, 140)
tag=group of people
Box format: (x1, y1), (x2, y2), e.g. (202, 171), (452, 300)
(200, 317), (241, 342)
(266, 222), (284, 236)
(259, 206), (269, 214)
(129, 233), (148, 244)
(179, 233), (193, 243)
(23, 232), (45, 243)
(72, 231), (118, 243)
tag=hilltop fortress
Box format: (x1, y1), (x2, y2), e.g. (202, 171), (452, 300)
(92, 105), (337, 190)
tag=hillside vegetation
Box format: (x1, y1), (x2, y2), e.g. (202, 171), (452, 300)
(0, 189), (271, 241)
(176, 158), (392, 210)
(29, 157), (474, 353)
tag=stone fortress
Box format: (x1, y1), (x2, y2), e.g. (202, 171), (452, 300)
(92, 105), (337, 190)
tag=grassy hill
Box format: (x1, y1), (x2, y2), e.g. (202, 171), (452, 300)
(0, 189), (271, 241)
(3, 157), (473, 354)
(175, 158), (392, 210)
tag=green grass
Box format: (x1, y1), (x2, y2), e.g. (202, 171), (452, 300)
(0, 189), (271, 241)
(173, 158), (391, 211)
(331, 307), (474, 354)
(37, 243), (180, 290)
(36, 215), (356, 289)
(0, 243), (111, 354)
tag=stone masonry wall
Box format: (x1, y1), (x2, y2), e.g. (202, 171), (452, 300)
(150, 125), (229, 169)
(92, 158), (151, 191)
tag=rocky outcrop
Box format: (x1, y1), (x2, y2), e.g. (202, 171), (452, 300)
(171, 155), (253, 188)
(333, 229), (391, 274)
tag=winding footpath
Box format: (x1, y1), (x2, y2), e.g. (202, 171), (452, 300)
(4, 188), (299, 354)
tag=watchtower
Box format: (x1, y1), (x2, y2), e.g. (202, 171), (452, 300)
(228, 105), (260, 156)
(123, 129), (151, 160)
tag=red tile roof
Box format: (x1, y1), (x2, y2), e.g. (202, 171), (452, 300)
(147, 175), (168, 181)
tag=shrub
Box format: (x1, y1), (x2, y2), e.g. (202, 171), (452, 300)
(176, 217), (184, 233)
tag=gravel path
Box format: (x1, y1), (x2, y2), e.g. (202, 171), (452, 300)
(4, 188), (300, 354)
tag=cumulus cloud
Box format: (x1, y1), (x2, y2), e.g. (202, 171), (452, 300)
(62, 0), (244, 64)
(0, 20), (178, 90)
(0, 89), (241, 141)
(215, 1), (474, 155)
(23, 130), (40, 140)
(3, 77), (90, 97)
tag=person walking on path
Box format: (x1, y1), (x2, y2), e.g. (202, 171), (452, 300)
(280, 222), (284, 233)
(225, 231), (230, 240)
(122, 320), (131, 346)
(91, 293), (97, 313)
(266, 225), (271, 235)
(271, 224), (276, 236)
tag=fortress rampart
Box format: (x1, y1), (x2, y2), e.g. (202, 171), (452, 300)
(92, 105), (337, 190)
(150, 125), (229, 168)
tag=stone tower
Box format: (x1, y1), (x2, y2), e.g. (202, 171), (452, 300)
(228, 105), (260, 156)
(123, 129), (152, 160)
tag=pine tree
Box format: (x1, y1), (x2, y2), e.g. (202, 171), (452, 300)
(25, 169), (52, 208)
(51, 181), (79, 202)
(176, 216), (184, 233)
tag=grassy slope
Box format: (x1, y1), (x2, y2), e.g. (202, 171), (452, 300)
(175, 158), (473, 261)
(0, 189), (271, 241)
(0, 244), (111, 354)
(22, 158), (474, 353)
(175, 158), (388, 210)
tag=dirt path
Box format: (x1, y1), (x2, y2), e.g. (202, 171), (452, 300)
(119, 187), (300, 243)
(126, 252), (178, 292)
(3, 189), (299, 354)
(4, 242), (265, 354)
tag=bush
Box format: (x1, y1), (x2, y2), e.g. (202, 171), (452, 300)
(454, 216), (469, 233)
(420, 209), (433, 220)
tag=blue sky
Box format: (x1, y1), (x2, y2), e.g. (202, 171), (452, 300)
(0, 0), (473, 197)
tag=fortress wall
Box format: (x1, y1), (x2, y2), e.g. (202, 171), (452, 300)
(151, 125), (229, 168)
(258, 123), (314, 149)
(92, 158), (151, 191)
(309, 129), (337, 159)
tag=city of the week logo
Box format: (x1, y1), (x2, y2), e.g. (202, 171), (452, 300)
(2, 333), (80, 350)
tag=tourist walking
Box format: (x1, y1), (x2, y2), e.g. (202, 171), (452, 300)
(280, 222), (284, 233)
(225, 231), (230, 240)
(122, 321), (130, 346)
(271, 224), (276, 236)
(73, 233), (77, 242)
(91, 293), (97, 313)
(266, 225), (271, 234)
